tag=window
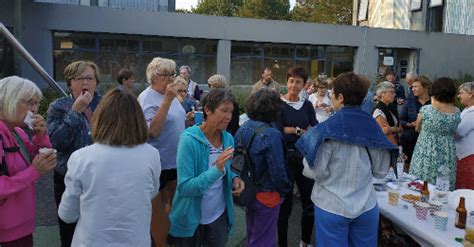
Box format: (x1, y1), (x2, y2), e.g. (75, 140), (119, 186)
(0, 26), (15, 78)
(53, 32), (218, 86)
(231, 42), (355, 85)
(428, 6), (444, 32)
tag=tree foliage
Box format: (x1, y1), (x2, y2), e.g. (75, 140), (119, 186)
(192, 0), (243, 17)
(290, 0), (353, 25)
(237, 0), (290, 20)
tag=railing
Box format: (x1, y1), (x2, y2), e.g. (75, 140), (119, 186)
(0, 22), (67, 96)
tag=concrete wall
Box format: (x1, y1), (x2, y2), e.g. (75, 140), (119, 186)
(1, 0), (474, 87)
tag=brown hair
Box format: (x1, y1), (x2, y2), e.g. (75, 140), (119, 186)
(414, 75), (432, 92)
(333, 72), (369, 106)
(92, 89), (148, 147)
(64, 60), (100, 87)
(286, 66), (309, 84)
(313, 77), (328, 88)
(117, 68), (135, 85)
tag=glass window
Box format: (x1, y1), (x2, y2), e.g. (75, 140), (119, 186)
(230, 57), (262, 85)
(98, 52), (140, 83)
(325, 47), (355, 77)
(231, 42), (262, 56)
(0, 28), (15, 78)
(264, 44), (294, 58)
(99, 35), (139, 52)
(263, 59), (293, 84)
(53, 50), (97, 81)
(411, 10), (424, 31)
(54, 32), (96, 50)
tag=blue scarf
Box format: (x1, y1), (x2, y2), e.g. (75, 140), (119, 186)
(295, 106), (398, 168)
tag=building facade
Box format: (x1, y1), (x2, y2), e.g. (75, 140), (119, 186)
(1, 0), (474, 91)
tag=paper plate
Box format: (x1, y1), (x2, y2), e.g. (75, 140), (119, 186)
(448, 189), (474, 212)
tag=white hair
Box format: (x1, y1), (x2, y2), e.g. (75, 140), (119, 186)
(207, 74), (227, 89)
(376, 81), (395, 97)
(179, 65), (192, 74)
(146, 57), (176, 84)
(0, 76), (42, 123)
(406, 72), (418, 81)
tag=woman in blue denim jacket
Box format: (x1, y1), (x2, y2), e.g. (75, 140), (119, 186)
(235, 89), (291, 247)
(399, 75), (431, 166)
(46, 61), (101, 247)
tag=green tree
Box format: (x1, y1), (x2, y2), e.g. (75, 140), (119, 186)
(192, 0), (243, 17)
(237, 0), (290, 20)
(291, 0), (353, 25)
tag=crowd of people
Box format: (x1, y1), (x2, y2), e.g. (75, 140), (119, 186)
(0, 56), (473, 247)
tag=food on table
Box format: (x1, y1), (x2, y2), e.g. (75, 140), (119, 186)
(401, 194), (421, 203)
(407, 181), (424, 191)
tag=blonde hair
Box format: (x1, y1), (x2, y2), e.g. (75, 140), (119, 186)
(64, 60), (100, 87)
(146, 57), (176, 84)
(0, 76), (42, 123)
(174, 76), (188, 87)
(92, 89), (148, 147)
(208, 74), (227, 89)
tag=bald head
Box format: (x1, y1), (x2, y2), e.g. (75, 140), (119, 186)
(406, 72), (418, 86)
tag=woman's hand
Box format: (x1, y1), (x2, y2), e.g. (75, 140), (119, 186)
(31, 151), (57, 176)
(164, 83), (179, 101)
(72, 91), (93, 112)
(215, 147), (234, 172)
(32, 114), (47, 136)
(232, 177), (245, 196)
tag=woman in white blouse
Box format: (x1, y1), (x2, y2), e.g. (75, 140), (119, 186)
(455, 82), (474, 189)
(58, 89), (161, 247)
(308, 78), (332, 123)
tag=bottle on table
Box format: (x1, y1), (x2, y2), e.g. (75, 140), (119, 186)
(455, 197), (467, 229)
(396, 146), (404, 179)
(420, 181), (430, 203)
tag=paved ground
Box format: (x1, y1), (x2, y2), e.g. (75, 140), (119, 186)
(34, 173), (313, 246)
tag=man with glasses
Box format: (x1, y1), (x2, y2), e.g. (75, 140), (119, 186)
(138, 57), (185, 247)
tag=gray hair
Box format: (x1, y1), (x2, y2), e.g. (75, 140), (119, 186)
(208, 74), (227, 89)
(459, 82), (473, 93)
(0, 76), (42, 123)
(406, 72), (418, 81)
(174, 76), (188, 87)
(376, 81), (395, 97)
(179, 65), (192, 74)
(146, 57), (176, 84)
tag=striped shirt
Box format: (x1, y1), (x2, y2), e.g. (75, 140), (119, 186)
(303, 140), (391, 218)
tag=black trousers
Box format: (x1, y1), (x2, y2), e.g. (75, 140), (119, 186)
(54, 172), (77, 247)
(277, 150), (315, 247)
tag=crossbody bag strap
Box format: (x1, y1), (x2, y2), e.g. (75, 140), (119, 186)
(245, 124), (270, 185)
(12, 130), (31, 164)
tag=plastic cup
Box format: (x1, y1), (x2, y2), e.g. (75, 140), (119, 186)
(434, 211), (448, 231)
(429, 201), (443, 215)
(39, 148), (57, 155)
(388, 190), (400, 206)
(194, 111), (204, 125)
(414, 201), (430, 220)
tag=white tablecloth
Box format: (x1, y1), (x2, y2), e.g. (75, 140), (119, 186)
(376, 186), (464, 247)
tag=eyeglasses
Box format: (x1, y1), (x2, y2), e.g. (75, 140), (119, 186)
(74, 76), (96, 82)
(21, 99), (39, 107)
(157, 73), (176, 79)
(177, 89), (187, 94)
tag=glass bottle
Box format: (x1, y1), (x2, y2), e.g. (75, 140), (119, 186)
(420, 181), (430, 203)
(396, 146), (404, 179)
(455, 197), (467, 229)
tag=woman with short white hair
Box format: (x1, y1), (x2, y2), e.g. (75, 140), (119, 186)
(138, 57), (189, 246)
(455, 82), (474, 189)
(0, 76), (57, 247)
(373, 81), (401, 145)
(208, 74), (227, 89)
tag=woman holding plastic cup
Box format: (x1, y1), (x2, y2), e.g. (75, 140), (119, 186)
(169, 89), (245, 246)
(0, 76), (57, 247)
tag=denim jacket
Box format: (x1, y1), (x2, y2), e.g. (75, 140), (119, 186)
(46, 94), (101, 175)
(234, 119), (291, 196)
(399, 96), (431, 142)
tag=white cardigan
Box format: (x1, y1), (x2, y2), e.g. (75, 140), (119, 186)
(456, 106), (474, 159)
(59, 143), (161, 247)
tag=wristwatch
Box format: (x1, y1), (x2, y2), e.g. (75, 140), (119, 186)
(295, 126), (301, 136)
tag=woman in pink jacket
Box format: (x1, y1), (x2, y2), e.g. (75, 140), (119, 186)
(0, 76), (57, 247)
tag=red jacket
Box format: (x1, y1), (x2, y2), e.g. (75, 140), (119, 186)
(0, 120), (51, 242)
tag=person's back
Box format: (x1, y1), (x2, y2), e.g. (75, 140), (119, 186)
(59, 143), (161, 247)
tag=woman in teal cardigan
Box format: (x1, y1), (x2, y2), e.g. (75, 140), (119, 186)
(169, 89), (245, 246)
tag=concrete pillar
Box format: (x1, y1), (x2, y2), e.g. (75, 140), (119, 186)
(217, 39), (231, 82)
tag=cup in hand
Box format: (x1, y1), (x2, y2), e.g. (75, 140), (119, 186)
(194, 111), (204, 125)
(434, 211), (448, 231)
(39, 148), (57, 155)
(23, 111), (35, 130)
(388, 190), (400, 206)
(414, 201), (430, 220)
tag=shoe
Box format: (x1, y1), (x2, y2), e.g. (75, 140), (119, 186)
(299, 241), (313, 247)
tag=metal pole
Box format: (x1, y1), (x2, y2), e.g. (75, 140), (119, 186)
(0, 22), (67, 96)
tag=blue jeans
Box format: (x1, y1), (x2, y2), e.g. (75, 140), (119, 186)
(314, 205), (379, 247)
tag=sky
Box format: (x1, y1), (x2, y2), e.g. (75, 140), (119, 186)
(176, 0), (297, 10)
